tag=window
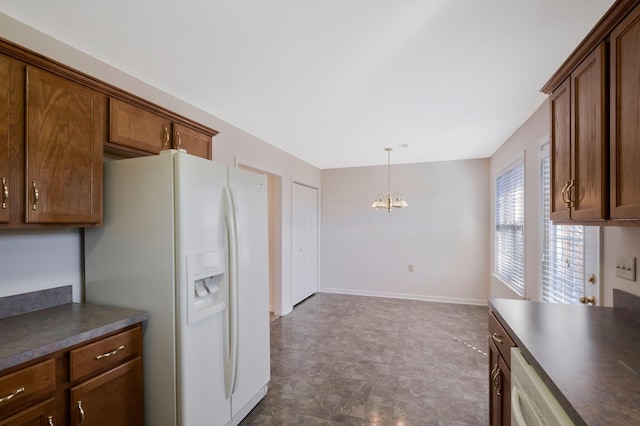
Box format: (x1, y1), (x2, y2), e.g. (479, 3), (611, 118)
(495, 158), (525, 296)
(540, 150), (585, 304)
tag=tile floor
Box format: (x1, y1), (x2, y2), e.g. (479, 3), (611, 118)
(241, 293), (489, 425)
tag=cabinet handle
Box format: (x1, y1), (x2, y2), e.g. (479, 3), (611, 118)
(95, 345), (125, 360)
(560, 181), (570, 206)
(492, 365), (502, 395)
(1, 177), (7, 209)
(175, 131), (182, 149)
(77, 401), (85, 425)
(562, 179), (575, 208)
(31, 181), (39, 210)
(163, 126), (170, 147)
(490, 333), (504, 344)
(48, 416), (54, 426)
(0, 386), (25, 403)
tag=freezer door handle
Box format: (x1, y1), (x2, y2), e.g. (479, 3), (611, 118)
(223, 187), (240, 398)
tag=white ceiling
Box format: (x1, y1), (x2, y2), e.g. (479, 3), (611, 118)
(0, 0), (615, 169)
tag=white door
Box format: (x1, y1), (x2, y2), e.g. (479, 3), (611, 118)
(582, 227), (601, 304)
(292, 182), (318, 305)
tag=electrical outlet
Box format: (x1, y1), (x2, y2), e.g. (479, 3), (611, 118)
(408, 264), (414, 272)
(615, 255), (636, 281)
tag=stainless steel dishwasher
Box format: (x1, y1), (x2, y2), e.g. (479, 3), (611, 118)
(510, 347), (574, 425)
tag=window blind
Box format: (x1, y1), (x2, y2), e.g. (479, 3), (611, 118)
(540, 152), (584, 304)
(495, 158), (525, 296)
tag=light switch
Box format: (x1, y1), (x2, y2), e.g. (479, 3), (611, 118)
(615, 255), (636, 281)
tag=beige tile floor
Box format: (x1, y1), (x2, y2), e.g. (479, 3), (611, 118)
(241, 293), (489, 425)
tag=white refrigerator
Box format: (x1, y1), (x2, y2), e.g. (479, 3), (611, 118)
(84, 150), (270, 426)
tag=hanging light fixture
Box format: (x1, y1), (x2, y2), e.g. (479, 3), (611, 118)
(371, 147), (408, 212)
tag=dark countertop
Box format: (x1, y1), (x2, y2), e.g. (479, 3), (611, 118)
(489, 298), (640, 425)
(0, 302), (148, 371)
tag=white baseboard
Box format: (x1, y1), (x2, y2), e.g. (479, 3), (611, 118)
(320, 287), (487, 306)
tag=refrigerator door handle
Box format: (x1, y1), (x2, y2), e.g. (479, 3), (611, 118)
(223, 187), (240, 398)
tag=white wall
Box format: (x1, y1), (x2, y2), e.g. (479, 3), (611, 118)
(0, 229), (82, 301)
(489, 99), (640, 307)
(0, 13), (320, 315)
(321, 158), (490, 305)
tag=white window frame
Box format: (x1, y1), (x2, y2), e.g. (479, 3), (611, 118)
(539, 144), (601, 304)
(495, 156), (525, 296)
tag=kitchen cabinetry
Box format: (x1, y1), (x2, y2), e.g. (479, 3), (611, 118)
(0, 359), (55, 424)
(0, 325), (143, 426)
(109, 98), (213, 160)
(0, 35), (218, 228)
(25, 66), (104, 225)
(0, 55), (10, 224)
(0, 51), (104, 228)
(549, 44), (607, 222)
(0, 53), (23, 226)
(488, 311), (515, 426)
(543, 0), (640, 225)
(610, 5), (640, 219)
(0, 399), (55, 426)
(68, 327), (143, 425)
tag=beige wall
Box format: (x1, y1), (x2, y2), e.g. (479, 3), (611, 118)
(0, 13), (320, 315)
(489, 101), (549, 301)
(321, 158), (490, 304)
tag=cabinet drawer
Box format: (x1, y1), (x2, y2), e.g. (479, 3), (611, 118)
(0, 359), (55, 415)
(488, 311), (516, 367)
(69, 327), (142, 382)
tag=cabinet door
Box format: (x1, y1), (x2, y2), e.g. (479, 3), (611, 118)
(488, 339), (501, 426)
(498, 356), (511, 426)
(610, 7), (640, 219)
(70, 357), (143, 426)
(0, 54), (22, 225)
(25, 67), (103, 224)
(550, 79), (571, 221)
(109, 98), (172, 155)
(0, 55), (10, 223)
(173, 123), (211, 159)
(0, 398), (54, 426)
(571, 43), (607, 221)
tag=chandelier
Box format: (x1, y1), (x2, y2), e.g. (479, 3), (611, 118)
(371, 147), (408, 212)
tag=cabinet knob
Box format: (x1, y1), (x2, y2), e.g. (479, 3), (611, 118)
(163, 126), (170, 147)
(175, 131), (182, 150)
(48, 416), (54, 426)
(579, 295), (596, 305)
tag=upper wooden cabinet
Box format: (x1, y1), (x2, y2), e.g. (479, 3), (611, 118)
(0, 55), (11, 224)
(25, 66), (104, 225)
(550, 44), (607, 222)
(108, 98), (213, 159)
(550, 80), (572, 221)
(0, 34), (218, 227)
(543, 0), (640, 224)
(610, 6), (640, 219)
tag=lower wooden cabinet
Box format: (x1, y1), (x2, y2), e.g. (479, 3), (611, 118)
(0, 398), (55, 426)
(70, 358), (143, 426)
(0, 325), (143, 426)
(489, 312), (515, 426)
(489, 340), (511, 426)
